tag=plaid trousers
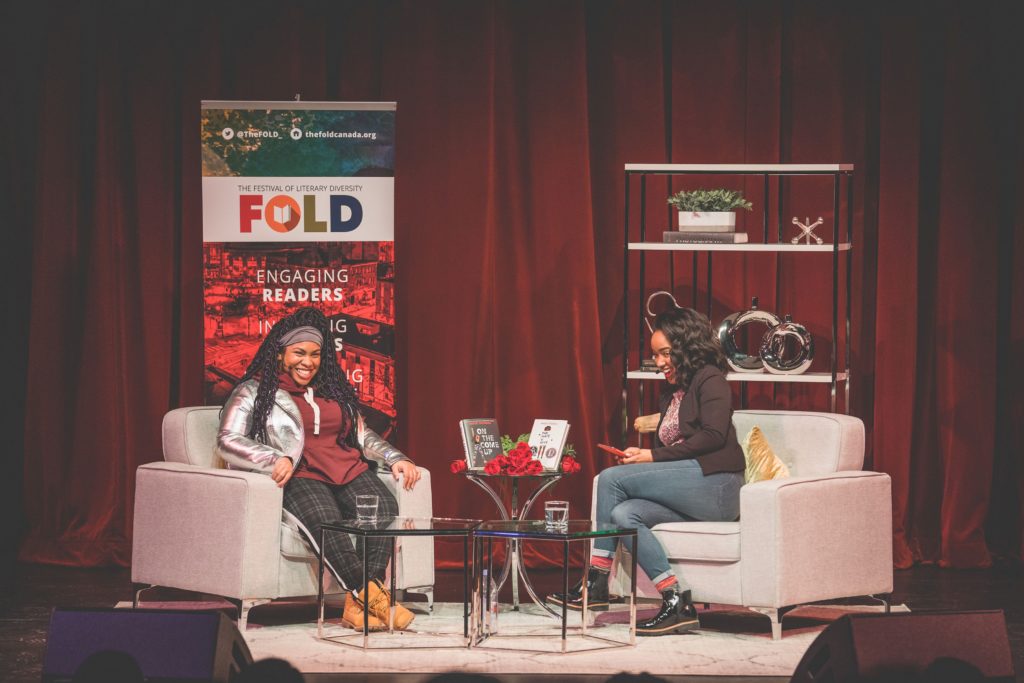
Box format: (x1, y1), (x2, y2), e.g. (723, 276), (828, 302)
(283, 469), (399, 591)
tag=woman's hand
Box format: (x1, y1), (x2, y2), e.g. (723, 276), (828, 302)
(392, 460), (421, 491)
(619, 448), (653, 464)
(272, 456), (294, 488)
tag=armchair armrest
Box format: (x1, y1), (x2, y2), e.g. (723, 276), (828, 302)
(381, 467), (433, 519)
(131, 462), (284, 600)
(375, 467), (434, 589)
(739, 471), (893, 608)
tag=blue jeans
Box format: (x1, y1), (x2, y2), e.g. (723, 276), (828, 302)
(593, 460), (743, 590)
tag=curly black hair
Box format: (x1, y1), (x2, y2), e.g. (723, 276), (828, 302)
(652, 306), (729, 389)
(235, 307), (361, 449)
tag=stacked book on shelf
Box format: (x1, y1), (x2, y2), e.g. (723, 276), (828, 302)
(663, 231), (748, 244)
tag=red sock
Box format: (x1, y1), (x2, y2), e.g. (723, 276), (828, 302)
(655, 576), (678, 593)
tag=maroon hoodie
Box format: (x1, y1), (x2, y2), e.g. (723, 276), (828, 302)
(278, 372), (367, 486)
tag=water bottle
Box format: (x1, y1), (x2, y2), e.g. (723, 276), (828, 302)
(483, 569), (499, 634)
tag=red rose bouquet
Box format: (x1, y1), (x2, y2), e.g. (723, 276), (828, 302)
(452, 433), (580, 476)
(500, 442), (544, 475)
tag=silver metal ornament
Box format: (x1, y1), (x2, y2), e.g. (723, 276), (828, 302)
(644, 290), (681, 334)
(791, 216), (824, 245)
(717, 297), (781, 373)
(760, 314), (814, 375)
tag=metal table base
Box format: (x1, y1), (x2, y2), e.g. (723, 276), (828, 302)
(464, 472), (563, 617)
(470, 521), (638, 654)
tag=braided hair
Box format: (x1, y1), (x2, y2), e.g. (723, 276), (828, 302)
(236, 307), (361, 449)
(652, 307), (729, 390)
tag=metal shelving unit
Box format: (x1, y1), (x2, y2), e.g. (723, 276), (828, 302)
(622, 163), (854, 441)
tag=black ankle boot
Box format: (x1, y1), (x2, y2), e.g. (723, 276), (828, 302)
(636, 588), (699, 635)
(546, 567), (610, 611)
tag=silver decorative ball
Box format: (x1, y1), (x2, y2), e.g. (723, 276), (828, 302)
(760, 315), (814, 375)
(717, 297), (781, 373)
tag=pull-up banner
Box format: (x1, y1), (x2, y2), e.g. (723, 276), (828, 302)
(200, 101), (398, 437)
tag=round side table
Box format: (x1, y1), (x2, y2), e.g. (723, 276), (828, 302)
(462, 471), (563, 615)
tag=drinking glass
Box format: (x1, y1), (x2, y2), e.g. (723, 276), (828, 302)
(544, 500), (569, 531)
(356, 494), (379, 522)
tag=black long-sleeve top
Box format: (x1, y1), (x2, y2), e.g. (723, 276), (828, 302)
(652, 365), (745, 476)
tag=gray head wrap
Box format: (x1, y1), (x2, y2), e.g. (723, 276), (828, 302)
(278, 325), (324, 349)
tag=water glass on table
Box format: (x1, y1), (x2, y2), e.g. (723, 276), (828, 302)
(544, 500), (569, 531)
(356, 494), (379, 522)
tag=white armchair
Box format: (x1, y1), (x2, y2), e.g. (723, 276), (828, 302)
(596, 409), (892, 639)
(132, 406), (434, 629)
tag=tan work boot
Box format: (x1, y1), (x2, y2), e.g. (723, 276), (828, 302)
(342, 593), (386, 631)
(359, 579), (415, 630)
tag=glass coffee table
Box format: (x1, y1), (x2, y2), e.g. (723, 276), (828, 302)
(471, 520), (638, 653)
(316, 516), (481, 649)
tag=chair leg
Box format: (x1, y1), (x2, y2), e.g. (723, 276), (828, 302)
(132, 583), (151, 609)
(402, 586), (434, 612)
(869, 593), (891, 613)
(749, 606), (796, 641)
(227, 598), (271, 630)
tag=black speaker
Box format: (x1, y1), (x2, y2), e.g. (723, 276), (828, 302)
(42, 608), (253, 682)
(791, 610), (1014, 682)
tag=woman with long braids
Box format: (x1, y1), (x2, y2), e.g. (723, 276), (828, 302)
(548, 307), (744, 635)
(216, 307), (421, 631)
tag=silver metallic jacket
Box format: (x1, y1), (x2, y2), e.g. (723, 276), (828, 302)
(216, 379), (410, 474)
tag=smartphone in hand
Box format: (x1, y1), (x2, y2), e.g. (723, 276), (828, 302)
(597, 443), (627, 459)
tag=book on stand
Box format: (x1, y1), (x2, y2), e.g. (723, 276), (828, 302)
(663, 231), (749, 244)
(459, 418), (503, 470)
(527, 419), (570, 472)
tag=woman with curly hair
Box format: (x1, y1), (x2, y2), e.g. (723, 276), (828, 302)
(216, 306), (421, 631)
(548, 307), (744, 635)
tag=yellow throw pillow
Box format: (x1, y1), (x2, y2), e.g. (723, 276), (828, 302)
(741, 426), (790, 484)
(634, 413), (661, 434)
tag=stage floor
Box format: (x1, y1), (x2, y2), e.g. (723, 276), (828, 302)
(2, 562), (1023, 682)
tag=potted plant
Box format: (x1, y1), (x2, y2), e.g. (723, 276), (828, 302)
(667, 188), (753, 232)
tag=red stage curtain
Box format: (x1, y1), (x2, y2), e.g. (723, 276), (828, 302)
(7, 1), (1022, 571)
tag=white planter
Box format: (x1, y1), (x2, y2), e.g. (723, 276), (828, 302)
(677, 211), (736, 233)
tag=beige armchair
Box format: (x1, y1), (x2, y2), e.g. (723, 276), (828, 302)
(596, 409), (892, 639)
(132, 406), (434, 629)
